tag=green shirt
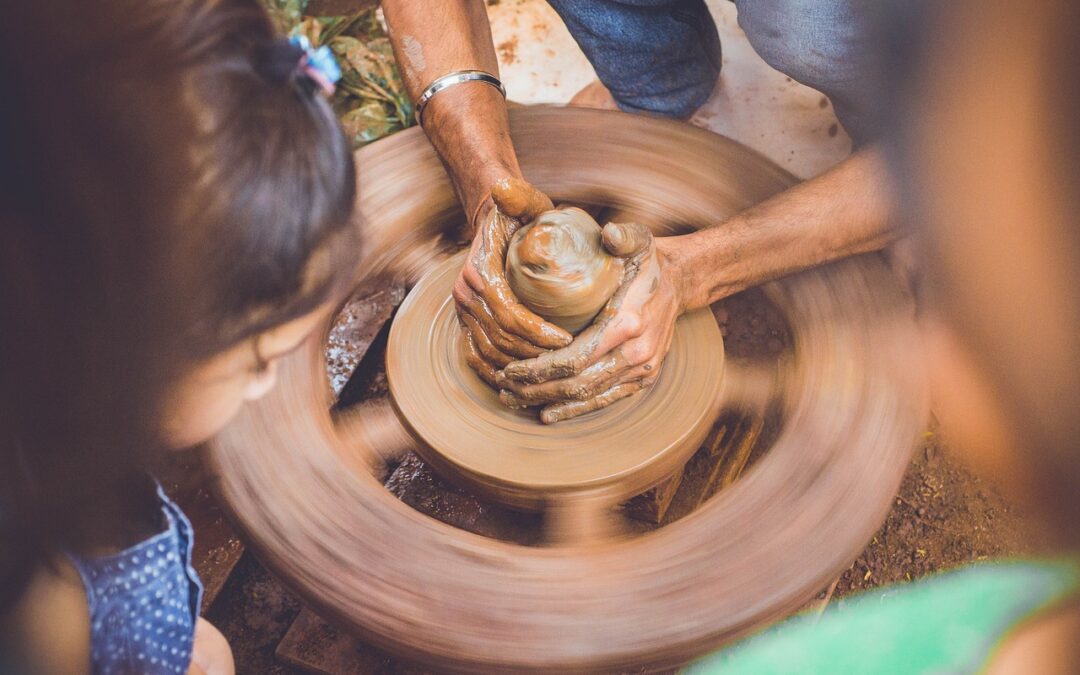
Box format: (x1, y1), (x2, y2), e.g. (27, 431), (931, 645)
(690, 559), (1079, 675)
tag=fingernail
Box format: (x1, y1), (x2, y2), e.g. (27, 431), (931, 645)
(540, 324), (573, 347)
(502, 364), (525, 381)
(604, 224), (625, 250)
(499, 390), (527, 409)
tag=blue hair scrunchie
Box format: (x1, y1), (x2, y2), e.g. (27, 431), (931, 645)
(289, 34), (342, 96)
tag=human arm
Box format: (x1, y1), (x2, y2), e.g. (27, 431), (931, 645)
(382, 0), (516, 224)
(382, 1), (572, 366)
(663, 146), (895, 309)
(499, 146), (898, 420)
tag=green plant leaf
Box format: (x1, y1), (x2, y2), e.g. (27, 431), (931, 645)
(261, 2), (416, 147)
(340, 101), (401, 147)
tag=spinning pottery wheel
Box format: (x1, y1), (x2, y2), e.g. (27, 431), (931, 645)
(388, 250), (725, 512)
(208, 108), (928, 672)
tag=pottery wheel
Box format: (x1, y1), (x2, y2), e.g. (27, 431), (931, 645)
(387, 251), (724, 510)
(206, 107), (928, 672)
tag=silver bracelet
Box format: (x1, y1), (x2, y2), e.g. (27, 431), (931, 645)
(414, 70), (506, 126)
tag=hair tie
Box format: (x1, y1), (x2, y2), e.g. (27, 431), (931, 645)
(289, 35), (341, 97)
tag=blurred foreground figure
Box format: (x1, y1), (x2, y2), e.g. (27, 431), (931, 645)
(0, 0), (358, 673)
(691, 1), (1080, 673)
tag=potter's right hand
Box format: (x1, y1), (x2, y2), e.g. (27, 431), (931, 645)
(455, 178), (573, 385)
(496, 223), (685, 424)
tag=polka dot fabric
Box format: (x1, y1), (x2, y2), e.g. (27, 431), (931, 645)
(68, 483), (204, 674)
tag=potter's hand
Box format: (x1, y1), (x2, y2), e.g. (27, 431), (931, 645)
(455, 178), (573, 385)
(497, 223), (686, 423)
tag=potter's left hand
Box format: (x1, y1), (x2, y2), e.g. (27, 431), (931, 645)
(497, 223), (687, 423)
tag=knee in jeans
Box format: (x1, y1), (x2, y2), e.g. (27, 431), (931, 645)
(616, 73), (717, 119)
(736, 0), (864, 93)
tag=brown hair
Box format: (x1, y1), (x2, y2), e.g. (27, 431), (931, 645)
(0, 0), (359, 609)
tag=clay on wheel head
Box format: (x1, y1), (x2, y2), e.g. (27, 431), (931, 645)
(505, 206), (623, 334)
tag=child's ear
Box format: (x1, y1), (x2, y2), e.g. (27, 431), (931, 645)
(242, 360), (279, 402)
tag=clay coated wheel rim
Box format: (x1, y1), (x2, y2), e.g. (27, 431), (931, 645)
(386, 251), (724, 511)
(207, 107), (927, 672)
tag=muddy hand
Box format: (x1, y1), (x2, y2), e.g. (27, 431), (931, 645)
(498, 222), (686, 423)
(454, 178), (572, 380)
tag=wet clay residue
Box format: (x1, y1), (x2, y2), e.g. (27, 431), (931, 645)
(399, 35), (425, 88)
(505, 206), (622, 334)
(496, 36), (518, 64)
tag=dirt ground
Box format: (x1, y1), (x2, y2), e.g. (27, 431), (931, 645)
(834, 431), (1033, 598)
(205, 279), (1036, 673)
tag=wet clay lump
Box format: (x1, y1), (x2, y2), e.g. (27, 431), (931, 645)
(506, 206), (623, 334)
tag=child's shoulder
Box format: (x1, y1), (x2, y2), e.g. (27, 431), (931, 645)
(4, 557), (91, 675)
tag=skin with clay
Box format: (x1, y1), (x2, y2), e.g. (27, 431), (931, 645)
(381, 0), (898, 422)
(492, 205), (656, 421)
(505, 206), (624, 334)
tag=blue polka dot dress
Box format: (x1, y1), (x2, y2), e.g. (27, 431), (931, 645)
(67, 483), (204, 674)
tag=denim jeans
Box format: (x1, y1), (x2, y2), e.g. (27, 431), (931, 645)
(546, 0), (879, 143)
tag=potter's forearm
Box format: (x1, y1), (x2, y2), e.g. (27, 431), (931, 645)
(383, 0), (521, 221)
(668, 147), (897, 310)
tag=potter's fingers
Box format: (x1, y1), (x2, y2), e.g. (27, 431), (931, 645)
(496, 350), (629, 405)
(501, 306), (647, 384)
(500, 319), (605, 383)
(454, 288), (546, 359)
(458, 311), (513, 368)
(465, 211), (573, 349)
(539, 379), (656, 424)
(610, 355), (667, 390)
(456, 275), (543, 358)
(461, 331), (501, 388)
(613, 307), (677, 376)
(467, 272), (573, 349)
(491, 177), (554, 222)
(498, 389), (528, 410)
(601, 221), (653, 258)
(503, 316), (669, 399)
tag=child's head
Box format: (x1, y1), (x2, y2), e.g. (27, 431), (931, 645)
(0, 0), (358, 591)
(151, 0), (359, 446)
(68, 0), (361, 448)
(892, 0), (1080, 541)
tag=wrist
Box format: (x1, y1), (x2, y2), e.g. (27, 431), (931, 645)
(469, 194), (496, 232)
(656, 237), (694, 313)
(461, 164), (518, 228)
(417, 79), (524, 227)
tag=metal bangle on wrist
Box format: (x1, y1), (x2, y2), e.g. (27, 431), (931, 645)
(414, 70), (506, 127)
